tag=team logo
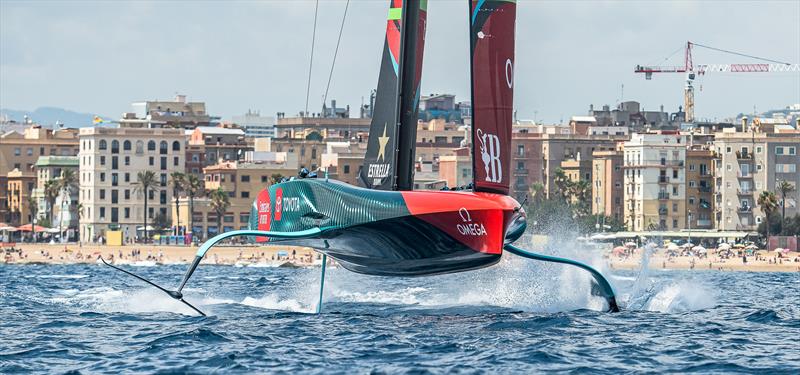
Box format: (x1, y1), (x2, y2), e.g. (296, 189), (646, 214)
(476, 128), (502, 183)
(456, 207), (487, 236)
(505, 58), (513, 88)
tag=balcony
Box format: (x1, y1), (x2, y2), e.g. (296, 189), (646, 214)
(735, 151), (753, 160)
(737, 189), (752, 196)
(699, 199), (711, 209)
(737, 172), (753, 179)
(698, 186), (712, 193)
(658, 176), (670, 184)
(658, 192), (670, 200)
(658, 208), (668, 215)
(514, 168), (529, 176)
(737, 206), (752, 214)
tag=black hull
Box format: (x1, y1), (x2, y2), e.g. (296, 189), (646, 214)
(284, 216), (501, 277)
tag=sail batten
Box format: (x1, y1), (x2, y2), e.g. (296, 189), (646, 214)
(469, 0), (516, 195)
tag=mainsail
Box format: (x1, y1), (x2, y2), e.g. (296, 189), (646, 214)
(359, 0), (426, 190)
(469, 0), (516, 195)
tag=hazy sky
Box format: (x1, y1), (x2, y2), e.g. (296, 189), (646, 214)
(1, 0), (799, 124)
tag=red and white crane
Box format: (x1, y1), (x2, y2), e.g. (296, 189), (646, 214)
(635, 41), (800, 122)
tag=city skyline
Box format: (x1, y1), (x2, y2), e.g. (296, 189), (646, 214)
(1, 1), (799, 124)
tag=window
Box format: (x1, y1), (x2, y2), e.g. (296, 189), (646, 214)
(149, 156), (154, 166)
(172, 141), (181, 151)
(136, 141), (144, 154)
(726, 147), (731, 153)
(726, 164), (732, 171)
(689, 197), (695, 205)
(240, 213), (249, 223)
(160, 141), (168, 155)
(241, 191), (250, 198)
(111, 140), (119, 154)
(160, 173), (167, 186)
(112, 156), (118, 170)
(99, 140), (107, 150)
(148, 141), (156, 151)
(125, 156), (130, 166)
(124, 189), (130, 200)
(673, 219), (678, 228)
(517, 145), (524, 156)
(111, 173), (118, 186)
(100, 207), (106, 219)
(123, 140), (131, 151)
(160, 190), (167, 204)
(672, 170), (678, 179)
(756, 146), (762, 154)
(26, 148), (33, 156)
(689, 180), (696, 188)
(689, 164), (695, 171)
(149, 190), (154, 200)
(672, 203), (678, 211)
(224, 215), (235, 223)
(160, 157), (167, 170)
(776, 164), (797, 173)
(100, 173), (106, 182)
(100, 189), (106, 200)
(124, 173), (130, 182)
(100, 156), (106, 166)
(775, 147), (784, 155)
(261, 176), (268, 183)
(111, 190), (119, 204)
(124, 207), (130, 219)
(343, 165), (350, 174)
(173, 157), (179, 166)
(789, 147), (797, 155)
(241, 175), (250, 182)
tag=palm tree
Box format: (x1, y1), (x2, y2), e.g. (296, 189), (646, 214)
(169, 172), (186, 236)
(133, 171), (159, 243)
(26, 196), (38, 242)
(757, 191), (778, 238)
(56, 169), (78, 241)
(185, 174), (203, 240)
(776, 180), (796, 222)
(209, 187), (230, 236)
(529, 183), (545, 204)
(44, 179), (59, 224)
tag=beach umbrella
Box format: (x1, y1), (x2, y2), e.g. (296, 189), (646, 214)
(717, 243), (732, 250)
(136, 226), (155, 231)
(277, 250), (289, 257)
(733, 243), (745, 248)
(773, 248), (784, 253)
(681, 242), (694, 248)
(44, 227), (61, 233)
(0, 226), (18, 232)
(16, 224), (47, 232)
(692, 245), (706, 252)
(781, 248), (791, 254)
(624, 242), (636, 247)
(745, 244), (758, 250)
(667, 243), (680, 251)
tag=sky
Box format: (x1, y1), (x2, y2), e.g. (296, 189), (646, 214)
(1, 0), (799, 124)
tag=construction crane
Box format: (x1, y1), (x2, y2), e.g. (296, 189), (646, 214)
(635, 41), (800, 123)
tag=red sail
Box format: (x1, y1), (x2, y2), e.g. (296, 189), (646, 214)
(469, 0), (516, 195)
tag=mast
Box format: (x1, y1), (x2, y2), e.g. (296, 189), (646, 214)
(469, 0), (516, 195)
(395, 0), (427, 190)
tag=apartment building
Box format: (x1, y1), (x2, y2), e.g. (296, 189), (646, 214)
(713, 130), (800, 231)
(542, 134), (627, 199)
(119, 95), (216, 129)
(0, 125), (79, 224)
(623, 132), (687, 231)
(685, 149), (715, 229)
(78, 127), (185, 243)
(510, 131), (543, 202)
(591, 149), (624, 221)
(185, 126), (251, 176)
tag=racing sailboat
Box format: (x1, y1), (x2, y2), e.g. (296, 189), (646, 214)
(102, 0), (619, 315)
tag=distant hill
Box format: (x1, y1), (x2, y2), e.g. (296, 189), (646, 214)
(0, 107), (109, 128)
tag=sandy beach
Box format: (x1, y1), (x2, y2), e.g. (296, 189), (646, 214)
(608, 250), (800, 273)
(3, 243), (799, 272)
(3, 243), (320, 267)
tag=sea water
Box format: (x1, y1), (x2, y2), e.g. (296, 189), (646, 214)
(1, 255), (799, 373)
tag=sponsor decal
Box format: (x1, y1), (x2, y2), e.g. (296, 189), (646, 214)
(456, 207), (487, 236)
(255, 188), (271, 242)
(274, 187), (283, 221)
(476, 128), (502, 183)
(505, 58), (513, 88)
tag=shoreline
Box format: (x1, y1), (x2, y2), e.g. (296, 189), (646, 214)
(3, 243), (800, 273)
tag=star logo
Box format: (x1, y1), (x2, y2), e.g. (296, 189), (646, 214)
(377, 124), (390, 162)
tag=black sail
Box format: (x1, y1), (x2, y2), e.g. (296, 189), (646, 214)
(359, 0), (426, 191)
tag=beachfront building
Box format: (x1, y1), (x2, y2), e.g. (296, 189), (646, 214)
(0, 125), (79, 225)
(509, 123), (544, 202)
(591, 149), (624, 221)
(712, 128), (800, 232)
(320, 141), (367, 186)
(685, 149), (715, 230)
(5, 168), (36, 227)
(181, 160), (298, 239)
(542, 133), (628, 199)
(32, 156), (80, 233)
(623, 132), (688, 231)
(78, 127), (185, 243)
